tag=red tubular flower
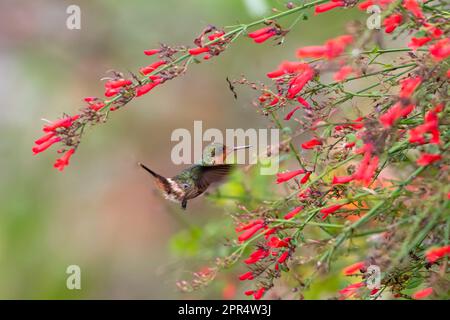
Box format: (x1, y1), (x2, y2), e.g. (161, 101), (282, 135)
(43, 115), (79, 132)
(379, 102), (415, 128)
(104, 88), (120, 97)
(429, 38), (450, 61)
(53, 149), (75, 171)
(276, 169), (305, 183)
(248, 27), (274, 39)
(188, 47), (210, 55)
(412, 287), (433, 300)
(89, 102), (105, 112)
(383, 13), (403, 33)
(105, 79), (133, 89)
(399, 76), (421, 98)
(408, 37), (432, 50)
(286, 67), (315, 99)
(267, 236), (289, 248)
(238, 271), (254, 281)
(235, 219), (265, 232)
(300, 171), (311, 184)
(403, 0), (424, 19)
(343, 261), (366, 275)
(278, 251), (290, 263)
(266, 61), (308, 78)
(32, 136), (61, 155)
(296, 45), (328, 58)
(416, 153), (442, 166)
(143, 49), (160, 56)
(139, 60), (166, 75)
(264, 227), (277, 239)
(244, 248), (269, 264)
(297, 96), (310, 108)
(253, 32), (276, 43)
(359, 0), (394, 10)
(135, 79), (161, 97)
(334, 65), (353, 82)
(253, 287), (266, 300)
(332, 175), (354, 185)
(314, 1), (345, 14)
(362, 155), (379, 186)
(244, 290), (254, 296)
(284, 106), (301, 120)
(425, 245), (450, 263)
(301, 138), (322, 149)
(284, 206), (303, 220)
(320, 204), (344, 220)
(208, 31), (225, 41)
(34, 132), (56, 145)
(238, 223), (264, 242)
(339, 282), (365, 299)
(83, 96), (97, 102)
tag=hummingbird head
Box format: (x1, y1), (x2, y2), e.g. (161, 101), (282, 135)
(202, 143), (251, 165)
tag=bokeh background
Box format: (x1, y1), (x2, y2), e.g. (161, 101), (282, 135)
(0, 0), (363, 299)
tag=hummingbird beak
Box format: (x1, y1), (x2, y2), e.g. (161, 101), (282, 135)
(233, 145), (251, 151)
(138, 162), (160, 178)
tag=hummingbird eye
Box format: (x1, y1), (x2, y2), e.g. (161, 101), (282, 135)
(182, 183), (189, 189)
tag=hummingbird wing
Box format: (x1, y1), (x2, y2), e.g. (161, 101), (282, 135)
(194, 164), (234, 192)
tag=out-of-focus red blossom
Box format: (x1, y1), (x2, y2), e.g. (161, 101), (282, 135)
(53, 149), (75, 171)
(143, 49), (160, 56)
(425, 245), (450, 263)
(301, 138), (322, 149)
(244, 290), (254, 296)
(222, 282), (236, 300)
(276, 169), (305, 183)
(248, 27), (277, 44)
(253, 287), (266, 300)
(238, 223), (265, 242)
(403, 0), (424, 19)
(320, 204), (344, 220)
(399, 76), (422, 98)
(244, 248), (269, 264)
(267, 236), (290, 248)
(412, 287), (433, 300)
(284, 106), (301, 120)
(32, 136), (61, 155)
(188, 47), (210, 55)
(344, 142), (355, 149)
(314, 1), (345, 15)
(380, 102), (415, 128)
(296, 35), (353, 60)
(339, 282), (365, 299)
(239, 271), (254, 281)
(284, 206), (303, 220)
(334, 65), (353, 82)
(140, 60), (166, 75)
(429, 38), (450, 61)
(43, 115), (80, 132)
(408, 37), (432, 50)
(278, 251), (290, 263)
(300, 171), (311, 184)
(332, 175), (354, 185)
(416, 153), (442, 166)
(264, 227), (277, 239)
(343, 261), (366, 275)
(383, 14), (403, 33)
(409, 109), (440, 145)
(353, 147), (379, 186)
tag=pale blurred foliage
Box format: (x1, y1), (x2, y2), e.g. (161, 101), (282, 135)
(0, 0), (363, 298)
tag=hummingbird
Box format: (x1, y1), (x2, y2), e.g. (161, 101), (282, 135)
(139, 143), (250, 210)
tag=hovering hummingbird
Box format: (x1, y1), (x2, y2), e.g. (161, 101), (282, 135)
(139, 143), (250, 210)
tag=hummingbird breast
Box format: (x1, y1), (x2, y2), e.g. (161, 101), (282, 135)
(161, 178), (186, 203)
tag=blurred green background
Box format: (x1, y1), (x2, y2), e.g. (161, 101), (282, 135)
(0, 0), (362, 299)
